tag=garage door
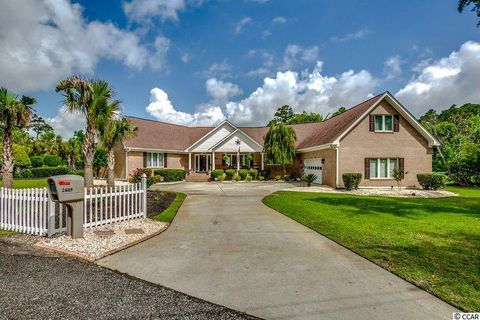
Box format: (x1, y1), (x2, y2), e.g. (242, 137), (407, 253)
(303, 158), (323, 184)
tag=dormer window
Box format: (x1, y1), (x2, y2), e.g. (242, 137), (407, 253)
(374, 115), (393, 132)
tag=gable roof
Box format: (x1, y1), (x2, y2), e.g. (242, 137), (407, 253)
(122, 92), (438, 152)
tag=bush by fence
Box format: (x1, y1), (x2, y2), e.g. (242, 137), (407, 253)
(154, 169), (186, 182)
(211, 169), (224, 180)
(342, 173), (362, 190)
(417, 173), (445, 190)
(30, 166), (70, 178)
(225, 169), (235, 180)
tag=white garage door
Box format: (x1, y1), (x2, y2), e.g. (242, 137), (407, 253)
(303, 158), (323, 184)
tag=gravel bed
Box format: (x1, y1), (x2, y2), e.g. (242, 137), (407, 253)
(0, 240), (258, 320)
(288, 186), (457, 198)
(38, 218), (168, 260)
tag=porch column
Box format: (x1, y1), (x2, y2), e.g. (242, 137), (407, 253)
(188, 152), (191, 172)
(261, 152), (264, 171)
(212, 152), (215, 170)
(237, 150), (240, 174)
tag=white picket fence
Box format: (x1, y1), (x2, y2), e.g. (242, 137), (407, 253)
(0, 181), (147, 236)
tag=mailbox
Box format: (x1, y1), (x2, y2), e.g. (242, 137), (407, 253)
(47, 175), (85, 239)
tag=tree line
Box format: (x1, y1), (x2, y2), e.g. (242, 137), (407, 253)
(0, 76), (137, 189)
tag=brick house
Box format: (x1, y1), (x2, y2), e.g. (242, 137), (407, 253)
(113, 92), (439, 188)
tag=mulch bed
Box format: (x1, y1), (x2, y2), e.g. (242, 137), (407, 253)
(146, 191), (177, 218)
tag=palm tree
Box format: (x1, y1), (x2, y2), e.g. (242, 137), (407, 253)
(99, 118), (137, 187)
(56, 77), (119, 188)
(263, 122), (297, 176)
(0, 88), (36, 188)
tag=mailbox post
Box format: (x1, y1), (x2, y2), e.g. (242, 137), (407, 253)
(47, 175), (85, 239)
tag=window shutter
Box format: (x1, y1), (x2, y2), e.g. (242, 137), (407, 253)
(143, 152), (147, 167)
(394, 114), (400, 132)
(364, 158), (370, 179)
(369, 115), (375, 132)
(398, 158), (404, 178)
(164, 153), (167, 167)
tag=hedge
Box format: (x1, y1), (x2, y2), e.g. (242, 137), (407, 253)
(238, 169), (249, 180)
(342, 173), (362, 190)
(30, 156), (44, 168)
(211, 169), (224, 180)
(154, 169), (186, 182)
(248, 169), (258, 179)
(417, 173), (445, 190)
(225, 169), (235, 180)
(30, 166), (70, 178)
(43, 155), (62, 167)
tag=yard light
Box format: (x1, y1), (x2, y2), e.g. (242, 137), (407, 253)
(235, 139), (241, 174)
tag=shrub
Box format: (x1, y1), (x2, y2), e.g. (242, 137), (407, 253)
(246, 174), (253, 182)
(152, 175), (163, 183)
(43, 155), (62, 167)
(30, 166), (70, 178)
(233, 174), (241, 181)
(225, 169), (236, 180)
(211, 169), (224, 180)
(217, 174), (225, 182)
(13, 144), (31, 167)
(248, 169), (258, 179)
(19, 170), (34, 178)
(417, 173), (446, 190)
(261, 169), (271, 180)
(30, 156), (44, 168)
(258, 176), (265, 181)
(289, 172), (299, 181)
(154, 168), (186, 182)
(129, 168), (154, 188)
(274, 175), (281, 181)
(302, 173), (317, 187)
(284, 174), (291, 182)
(342, 173), (362, 191)
(238, 169), (249, 180)
(72, 170), (84, 177)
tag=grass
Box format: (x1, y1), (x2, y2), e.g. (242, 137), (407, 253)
(0, 229), (15, 238)
(263, 187), (480, 312)
(152, 192), (187, 223)
(0, 178), (48, 189)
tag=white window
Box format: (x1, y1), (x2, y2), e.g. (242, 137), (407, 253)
(369, 158), (397, 179)
(146, 152), (164, 168)
(374, 115), (393, 132)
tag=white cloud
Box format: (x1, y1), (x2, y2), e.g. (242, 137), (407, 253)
(282, 44), (319, 70)
(181, 52), (191, 63)
(383, 55), (402, 80)
(205, 78), (242, 101)
(330, 28), (370, 42)
(261, 30), (271, 39)
(396, 41), (480, 115)
(123, 0), (204, 22)
(46, 107), (86, 138)
(235, 17), (252, 34)
(148, 35), (171, 69)
(201, 60), (233, 79)
(247, 67), (271, 77)
(272, 16), (287, 24)
(146, 88), (225, 126)
(0, 0), (160, 93)
(146, 61), (377, 126)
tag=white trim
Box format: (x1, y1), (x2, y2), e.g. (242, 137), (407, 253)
(208, 128), (263, 152)
(185, 120), (237, 152)
(296, 143), (333, 153)
(369, 158), (397, 179)
(332, 92), (440, 147)
(126, 147), (186, 153)
(335, 145), (339, 188)
(125, 150), (129, 179)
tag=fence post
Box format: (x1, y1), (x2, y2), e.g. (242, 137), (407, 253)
(141, 174), (147, 218)
(47, 193), (56, 237)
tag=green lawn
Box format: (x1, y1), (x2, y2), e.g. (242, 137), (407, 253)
(263, 187), (480, 312)
(0, 229), (15, 238)
(0, 178), (47, 189)
(152, 192), (187, 223)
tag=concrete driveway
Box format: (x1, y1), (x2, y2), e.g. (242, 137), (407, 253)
(98, 182), (457, 320)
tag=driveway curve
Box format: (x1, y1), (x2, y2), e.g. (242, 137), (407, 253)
(97, 182), (457, 320)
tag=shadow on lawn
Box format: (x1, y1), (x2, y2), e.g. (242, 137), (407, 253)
(303, 194), (480, 219)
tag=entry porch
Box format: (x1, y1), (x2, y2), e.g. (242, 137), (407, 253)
(187, 152), (265, 173)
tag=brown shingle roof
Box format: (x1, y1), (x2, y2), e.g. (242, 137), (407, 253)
(123, 92), (385, 151)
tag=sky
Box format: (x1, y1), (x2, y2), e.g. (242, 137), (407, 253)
(0, 0), (479, 137)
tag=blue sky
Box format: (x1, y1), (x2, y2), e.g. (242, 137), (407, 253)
(0, 0), (479, 136)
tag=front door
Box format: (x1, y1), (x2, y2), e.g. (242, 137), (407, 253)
(195, 154), (211, 172)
